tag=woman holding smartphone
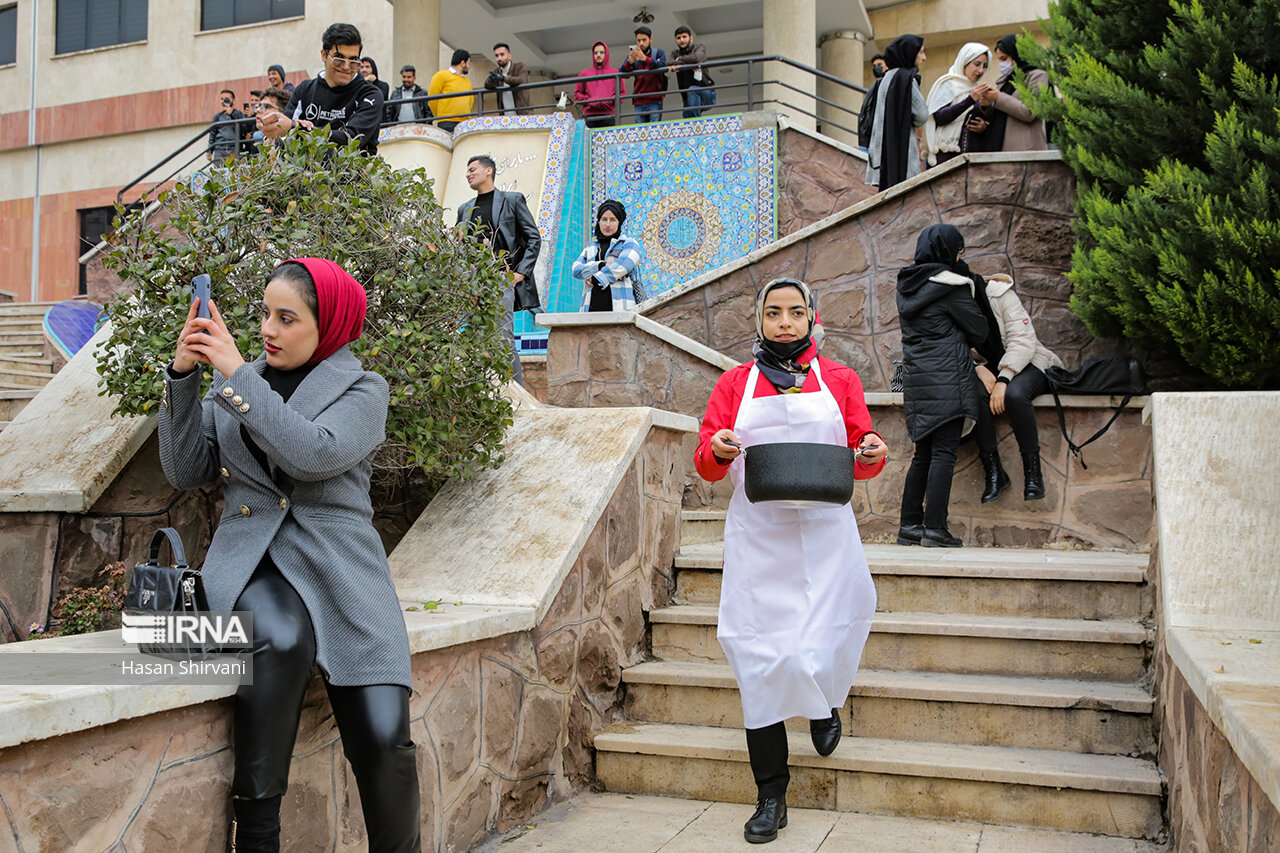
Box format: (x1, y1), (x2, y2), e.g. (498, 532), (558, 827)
(158, 259), (420, 852)
(694, 278), (888, 844)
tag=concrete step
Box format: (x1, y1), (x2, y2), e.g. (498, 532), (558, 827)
(594, 723), (1163, 839)
(0, 390), (38, 421)
(0, 330), (45, 344)
(0, 367), (54, 389)
(0, 303), (56, 318)
(473, 792), (1168, 852)
(0, 355), (53, 374)
(680, 510), (729, 545)
(675, 542), (1151, 621)
(0, 343), (44, 357)
(622, 661), (1155, 757)
(650, 606), (1149, 682)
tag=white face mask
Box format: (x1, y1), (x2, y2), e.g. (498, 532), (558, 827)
(998, 59), (1015, 76)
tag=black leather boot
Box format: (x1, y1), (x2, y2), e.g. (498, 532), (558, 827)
(809, 708), (842, 756)
(979, 450), (1010, 503)
(744, 796), (788, 843)
(1022, 452), (1045, 501)
(921, 527), (963, 547)
(896, 523), (923, 546)
(231, 795), (282, 853)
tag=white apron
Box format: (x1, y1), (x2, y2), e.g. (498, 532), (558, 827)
(718, 361), (877, 730)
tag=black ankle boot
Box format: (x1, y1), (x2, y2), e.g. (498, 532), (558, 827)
(744, 796), (788, 843)
(1022, 452), (1045, 501)
(979, 450), (1010, 503)
(896, 523), (923, 546)
(231, 795), (282, 853)
(809, 708), (842, 756)
(921, 527), (963, 547)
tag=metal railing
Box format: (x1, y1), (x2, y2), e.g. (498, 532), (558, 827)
(117, 55), (868, 209)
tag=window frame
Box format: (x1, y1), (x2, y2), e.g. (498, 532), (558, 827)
(199, 0), (305, 33)
(0, 4), (17, 68)
(54, 0), (149, 56)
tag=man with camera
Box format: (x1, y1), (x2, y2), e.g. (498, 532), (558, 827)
(484, 43), (531, 116)
(208, 89), (248, 162)
(619, 26), (667, 123)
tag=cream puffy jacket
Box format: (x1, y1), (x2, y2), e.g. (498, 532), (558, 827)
(985, 274), (1063, 380)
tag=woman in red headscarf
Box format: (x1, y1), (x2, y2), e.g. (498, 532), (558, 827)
(158, 259), (421, 852)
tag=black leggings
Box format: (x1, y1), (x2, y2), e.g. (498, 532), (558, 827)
(899, 418), (964, 529)
(974, 365), (1050, 457)
(746, 723), (789, 799)
(233, 560), (421, 853)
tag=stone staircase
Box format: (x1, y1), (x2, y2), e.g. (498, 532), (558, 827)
(0, 302), (57, 433)
(593, 510), (1165, 842)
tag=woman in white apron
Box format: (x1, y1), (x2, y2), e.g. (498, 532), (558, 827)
(694, 278), (889, 843)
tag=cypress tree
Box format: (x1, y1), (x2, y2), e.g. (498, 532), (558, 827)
(1024, 0), (1280, 388)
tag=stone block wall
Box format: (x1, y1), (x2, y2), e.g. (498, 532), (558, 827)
(0, 425), (687, 852)
(777, 127), (876, 236)
(0, 433), (222, 641)
(543, 315), (1154, 550)
(1156, 648), (1280, 851)
(647, 157), (1098, 392)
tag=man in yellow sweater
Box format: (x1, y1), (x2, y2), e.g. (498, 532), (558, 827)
(428, 49), (474, 131)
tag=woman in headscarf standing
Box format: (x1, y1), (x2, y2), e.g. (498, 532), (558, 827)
(159, 259), (421, 852)
(965, 35), (1048, 152)
(895, 225), (990, 548)
(695, 278), (889, 844)
(864, 34), (929, 191)
(572, 199), (647, 311)
(924, 42), (992, 166)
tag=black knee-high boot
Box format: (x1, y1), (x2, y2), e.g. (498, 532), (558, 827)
(231, 795), (282, 853)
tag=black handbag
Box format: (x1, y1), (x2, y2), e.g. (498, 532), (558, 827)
(123, 527), (218, 660)
(1044, 355), (1148, 469)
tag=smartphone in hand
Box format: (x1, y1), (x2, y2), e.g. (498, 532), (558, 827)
(191, 274), (212, 330)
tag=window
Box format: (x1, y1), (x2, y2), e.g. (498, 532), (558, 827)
(200, 0), (304, 32)
(0, 5), (16, 65)
(55, 0), (147, 55)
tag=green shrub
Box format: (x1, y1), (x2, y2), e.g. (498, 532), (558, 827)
(99, 130), (514, 479)
(1023, 0), (1280, 388)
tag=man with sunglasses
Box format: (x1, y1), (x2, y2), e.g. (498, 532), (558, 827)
(260, 23), (384, 155)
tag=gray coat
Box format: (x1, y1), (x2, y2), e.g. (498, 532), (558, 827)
(157, 347), (412, 688)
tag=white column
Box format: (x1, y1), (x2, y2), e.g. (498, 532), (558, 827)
(763, 0), (817, 130)
(394, 0), (441, 78)
(818, 31), (866, 147)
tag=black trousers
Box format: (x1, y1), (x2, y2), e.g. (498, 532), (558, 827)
(584, 115), (617, 128)
(974, 365), (1050, 457)
(900, 418), (964, 529)
(233, 560), (421, 853)
(745, 723), (789, 799)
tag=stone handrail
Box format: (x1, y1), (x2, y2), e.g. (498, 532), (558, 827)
(1148, 391), (1280, 832)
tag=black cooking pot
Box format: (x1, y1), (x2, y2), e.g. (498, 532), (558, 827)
(743, 442), (857, 505)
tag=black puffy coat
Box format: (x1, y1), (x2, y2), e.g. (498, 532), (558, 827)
(897, 269), (989, 441)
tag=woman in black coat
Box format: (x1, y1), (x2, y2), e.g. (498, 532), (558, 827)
(895, 225), (989, 547)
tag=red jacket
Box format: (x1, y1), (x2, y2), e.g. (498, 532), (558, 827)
(695, 356), (886, 483)
(574, 41), (626, 117)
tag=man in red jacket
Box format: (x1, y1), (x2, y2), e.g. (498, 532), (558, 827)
(574, 41), (626, 128)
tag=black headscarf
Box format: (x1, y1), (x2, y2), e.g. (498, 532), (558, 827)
(995, 35), (1034, 73)
(897, 225), (1003, 363)
(873, 34), (924, 191)
(752, 278), (818, 391)
(594, 199), (626, 246)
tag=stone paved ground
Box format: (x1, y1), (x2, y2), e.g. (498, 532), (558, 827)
(472, 793), (1170, 852)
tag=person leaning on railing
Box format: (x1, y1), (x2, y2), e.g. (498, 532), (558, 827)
(258, 22), (385, 155)
(574, 40), (625, 128)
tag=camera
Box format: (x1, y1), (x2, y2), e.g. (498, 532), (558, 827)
(485, 68), (505, 87)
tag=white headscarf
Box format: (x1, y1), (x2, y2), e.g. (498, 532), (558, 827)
(924, 42), (992, 165)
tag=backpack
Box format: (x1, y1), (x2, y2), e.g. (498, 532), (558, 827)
(857, 79), (881, 149)
(1043, 355), (1147, 469)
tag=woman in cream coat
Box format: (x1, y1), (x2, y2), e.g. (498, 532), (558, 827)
(972, 273), (1064, 502)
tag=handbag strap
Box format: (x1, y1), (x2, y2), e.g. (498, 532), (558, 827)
(1051, 387), (1133, 470)
(147, 527), (189, 569)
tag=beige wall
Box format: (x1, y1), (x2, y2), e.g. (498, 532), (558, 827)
(0, 0), (392, 109)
